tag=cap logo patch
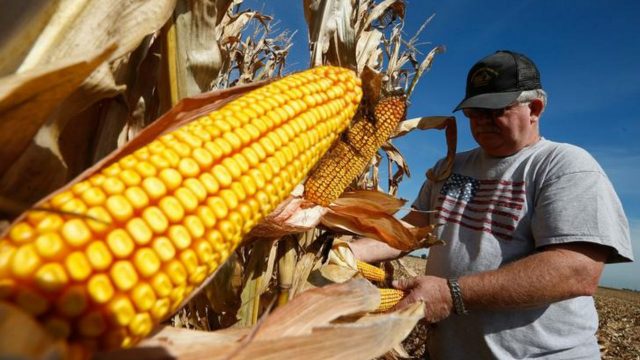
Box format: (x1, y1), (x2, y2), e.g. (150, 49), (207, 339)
(470, 67), (498, 88)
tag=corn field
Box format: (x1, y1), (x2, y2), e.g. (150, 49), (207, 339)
(0, 1), (456, 359)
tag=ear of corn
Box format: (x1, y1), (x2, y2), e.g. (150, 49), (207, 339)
(375, 288), (405, 313)
(356, 260), (386, 282)
(303, 95), (407, 206)
(0, 66), (362, 351)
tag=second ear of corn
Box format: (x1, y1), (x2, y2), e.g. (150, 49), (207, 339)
(0, 66), (362, 351)
(376, 288), (405, 312)
(303, 95), (407, 206)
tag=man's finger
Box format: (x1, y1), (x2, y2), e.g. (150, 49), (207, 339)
(392, 277), (418, 290)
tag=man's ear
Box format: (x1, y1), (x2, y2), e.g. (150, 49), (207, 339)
(529, 99), (544, 120)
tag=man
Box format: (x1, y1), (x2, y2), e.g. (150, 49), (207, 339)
(350, 50), (634, 359)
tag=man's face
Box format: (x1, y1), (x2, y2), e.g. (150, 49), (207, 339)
(463, 100), (542, 157)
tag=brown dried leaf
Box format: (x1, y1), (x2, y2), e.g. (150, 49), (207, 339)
(332, 190), (406, 215)
(254, 278), (379, 340)
(322, 205), (415, 251)
(0, 46), (114, 175)
(96, 281), (423, 360)
(0, 301), (68, 360)
(0, 2), (58, 75)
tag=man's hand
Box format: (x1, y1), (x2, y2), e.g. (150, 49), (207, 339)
(393, 276), (453, 323)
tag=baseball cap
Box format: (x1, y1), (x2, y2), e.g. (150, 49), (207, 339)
(454, 50), (542, 111)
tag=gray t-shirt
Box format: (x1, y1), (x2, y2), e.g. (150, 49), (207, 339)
(412, 139), (633, 359)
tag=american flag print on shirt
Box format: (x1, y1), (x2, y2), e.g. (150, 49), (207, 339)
(436, 173), (526, 240)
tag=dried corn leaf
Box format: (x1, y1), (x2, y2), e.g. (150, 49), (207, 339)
(0, 46), (113, 175)
(0, 1), (58, 75)
(96, 280), (422, 360)
(254, 278), (379, 340)
(0, 0), (177, 207)
(246, 196), (327, 240)
(0, 301), (68, 360)
(322, 195), (439, 251)
(19, 0), (176, 71)
(392, 115), (457, 182)
(333, 190), (406, 215)
(237, 240), (277, 327)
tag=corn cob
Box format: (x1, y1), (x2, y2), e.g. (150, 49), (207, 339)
(375, 288), (405, 313)
(0, 66), (362, 351)
(303, 95), (407, 206)
(356, 260), (386, 282)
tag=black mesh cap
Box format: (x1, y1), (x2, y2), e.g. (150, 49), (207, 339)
(454, 50), (542, 111)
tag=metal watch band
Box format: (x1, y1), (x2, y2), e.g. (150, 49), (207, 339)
(447, 278), (469, 315)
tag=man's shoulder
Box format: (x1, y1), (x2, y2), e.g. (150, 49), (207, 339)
(532, 139), (603, 176)
(535, 139), (596, 162)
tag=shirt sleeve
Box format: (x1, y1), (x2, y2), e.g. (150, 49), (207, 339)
(531, 169), (633, 263)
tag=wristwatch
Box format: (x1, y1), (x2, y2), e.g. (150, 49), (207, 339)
(447, 278), (469, 315)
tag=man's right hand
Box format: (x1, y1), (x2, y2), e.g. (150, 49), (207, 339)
(393, 276), (453, 323)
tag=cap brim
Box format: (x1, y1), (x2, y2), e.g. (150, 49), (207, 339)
(453, 91), (522, 112)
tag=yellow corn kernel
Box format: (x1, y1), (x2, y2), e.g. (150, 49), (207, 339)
(88, 274), (115, 304)
(158, 196), (184, 223)
(102, 177), (126, 195)
(142, 206), (169, 234)
(206, 196), (228, 220)
(141, 177), (167, 200)
(158, 168), (183, 191)
(151, 237), (175, 262)
(110, 261), (139, 291)
(35, 233), (66, 260)
(168, 225), (191, 250)
(125, 218), (152, 245)
(9, 222), (35, 244)
(35, 263), (69, 292)
(133, 248), (161, 278)
(106, 229), (135, 258)
(107, 296), (136, 327)
(150, 298), (171, 321)
(131, 283), (157, 312)
(11, 244), (41, 278)
(86, 206), (113, 234)
(211, 164), (233, 188)
(65, 251), (92, 281)
(175, 187), (198, 212)
(61, 219), (92, 247)
(86, 241), (113, 271)
(105, 195), (134, 222)
(119, 169), (142, 186)
(150, 272), (173, 298)
(165, 260), (187, 286)
(129, 313), (152, 337)
(124, 187), (150, 210)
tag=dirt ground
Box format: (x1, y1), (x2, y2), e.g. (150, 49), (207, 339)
(393, 256), (640, 359)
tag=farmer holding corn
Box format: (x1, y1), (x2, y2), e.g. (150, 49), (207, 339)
(351, 50), (634, 359)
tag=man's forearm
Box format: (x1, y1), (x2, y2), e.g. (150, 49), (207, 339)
(459, 243), (607, 310)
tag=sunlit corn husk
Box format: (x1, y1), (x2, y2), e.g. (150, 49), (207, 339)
(0, 66), (362, 351)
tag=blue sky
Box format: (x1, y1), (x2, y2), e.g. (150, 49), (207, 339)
(245, 1), (640, 290)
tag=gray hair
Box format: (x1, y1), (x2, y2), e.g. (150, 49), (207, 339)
(516, 89), (547, 108)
